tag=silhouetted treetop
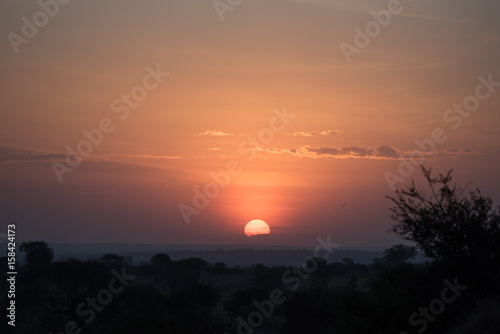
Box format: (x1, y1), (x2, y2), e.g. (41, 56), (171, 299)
(19, 240), (54, 266)
(150, 253), (171, 265)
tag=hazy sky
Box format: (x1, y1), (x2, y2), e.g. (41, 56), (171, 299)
(1, 0), (499, 247)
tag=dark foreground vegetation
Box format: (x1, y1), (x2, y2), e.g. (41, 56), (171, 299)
(2, 167), (500, 334)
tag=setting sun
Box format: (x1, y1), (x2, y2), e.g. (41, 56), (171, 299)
(2, 1), (500, 331)
(244, 219), (271, 237)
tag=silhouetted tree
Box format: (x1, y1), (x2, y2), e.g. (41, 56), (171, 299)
(387, 166), (500, 267)
(150, 253), (170, 265)
(19, 241), (54, 266)
(18, 258), (110, 331)
(387, 166), (500, 299)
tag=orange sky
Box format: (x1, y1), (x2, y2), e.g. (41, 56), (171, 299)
(1, 0), (499, 247)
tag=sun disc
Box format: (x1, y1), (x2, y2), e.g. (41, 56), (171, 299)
(244, 219), (270, 237)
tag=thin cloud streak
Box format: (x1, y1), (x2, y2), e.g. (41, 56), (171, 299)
(195, 130), (243, 137)
(286, 130), (342, 137)
(0, 151), (181, 164)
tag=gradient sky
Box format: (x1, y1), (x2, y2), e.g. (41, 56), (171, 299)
(1, 0), (499, 248)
